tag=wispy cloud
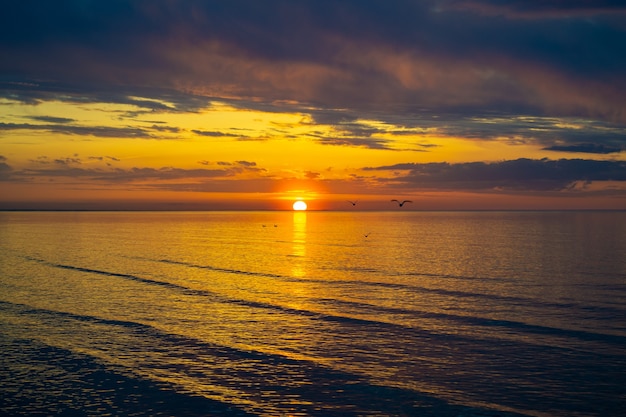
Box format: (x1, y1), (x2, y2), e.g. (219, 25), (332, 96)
(12, 157), (266, 184)
(25, 116), (75, 124)
(192, 130), (241, 138)
(0, 122), (153, 139)
(314, 136), (395, 151)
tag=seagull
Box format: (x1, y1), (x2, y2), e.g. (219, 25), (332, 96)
(391, 199), (413, 207)
(347, 200), (358, 206)
(364, 232), (371, 238)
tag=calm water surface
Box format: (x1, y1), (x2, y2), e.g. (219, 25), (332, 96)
(1, 211), (625, 416)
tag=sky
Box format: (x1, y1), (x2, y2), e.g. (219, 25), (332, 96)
(1, 0), (626, 210)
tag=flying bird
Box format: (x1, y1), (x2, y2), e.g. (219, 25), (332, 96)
(347, 200), (358, 206)
(391, 199), (412, 207)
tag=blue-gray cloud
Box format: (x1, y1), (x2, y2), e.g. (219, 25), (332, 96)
(1, 0), (624, 120)
(0, 80), (211, 114)
(366, 158), (626, 191)
(543, 144), (623, 154)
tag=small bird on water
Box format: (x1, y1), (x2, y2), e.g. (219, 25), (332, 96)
(391, 199), (412, 207)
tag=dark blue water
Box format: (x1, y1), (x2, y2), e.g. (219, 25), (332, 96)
(1, 211), (625, 416)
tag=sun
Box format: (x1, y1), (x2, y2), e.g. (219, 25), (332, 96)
(292, 200), (307, 211)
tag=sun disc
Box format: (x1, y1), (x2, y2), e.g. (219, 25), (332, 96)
(293, 200), (307, 211)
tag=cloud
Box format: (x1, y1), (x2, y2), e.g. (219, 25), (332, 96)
(14, 159), (265, 184)
(315, 136), (395, 150)
(365, 158), (626, 191)
(0, 155), (12, 180)
(1, 0), (625, 123)
(439, 1), (626, 18)
(26, 116), (75, 124)
(0, 80), (211, 113)
(372, 114), (626, 152)
(54, 157), (82, 166)
(543, 144), (623, 154)
(0, 122), (154, 139)
(150, 124), (180, 133)
(235, 160), (257, 167)
(192, 130), (240, 137)
(88, 156), (121, 162)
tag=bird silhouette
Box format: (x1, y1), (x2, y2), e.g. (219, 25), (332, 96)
(391, 199), (412, 207)
(347, 200), (358, 206)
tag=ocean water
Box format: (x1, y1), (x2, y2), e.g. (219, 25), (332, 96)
(1, 210), (625, 417)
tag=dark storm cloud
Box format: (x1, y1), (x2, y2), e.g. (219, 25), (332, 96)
(2, 0), (625, 119)
(366, 159), (626, 191)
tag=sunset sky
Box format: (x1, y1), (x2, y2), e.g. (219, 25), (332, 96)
(1, 0), (625, 210)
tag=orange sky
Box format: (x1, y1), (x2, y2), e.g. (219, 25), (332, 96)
(1, 1), (625, 210)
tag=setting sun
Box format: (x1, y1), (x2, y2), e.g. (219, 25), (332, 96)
(293, 200), (307, 211)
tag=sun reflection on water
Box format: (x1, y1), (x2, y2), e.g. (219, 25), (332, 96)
(291, 211), (307, 277)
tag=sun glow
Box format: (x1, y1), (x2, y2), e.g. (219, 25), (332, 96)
(293, 200), (307, 211)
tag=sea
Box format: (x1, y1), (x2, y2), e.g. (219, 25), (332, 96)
(1, 210), (625, 417)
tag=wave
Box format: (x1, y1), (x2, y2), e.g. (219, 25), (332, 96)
(0, 331), (255, 417)
(158, 258), (285, 279)
(313, 297), (626, 347)
(154, 257), (626, 319)
(22, 256), (626, 349)
(1, 300), (532, 417)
